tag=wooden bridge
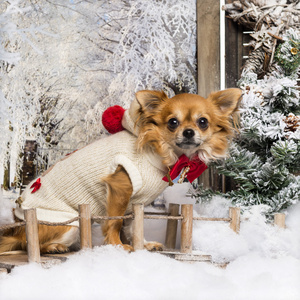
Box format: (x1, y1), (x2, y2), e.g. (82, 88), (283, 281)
(0, 203), (286, 273)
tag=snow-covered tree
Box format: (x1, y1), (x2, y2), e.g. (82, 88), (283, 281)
(0, 0), (41, 187)
(192, 2), (300, 217)
(1, 0), (197, 185)
(84, 0), (197, 141)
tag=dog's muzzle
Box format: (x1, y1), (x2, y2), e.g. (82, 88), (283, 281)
(176, 129), (201, 149)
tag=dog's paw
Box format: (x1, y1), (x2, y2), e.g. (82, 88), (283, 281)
(110, 243), (134, 252)
(121, 244), (134, 252)
(144, 242), (164, 252)
(42, 243), (70, 254)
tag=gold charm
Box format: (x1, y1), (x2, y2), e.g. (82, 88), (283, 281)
(15, 196), (23, 208)
(178, 165), (190, 184)
(166, 167), (174, 186)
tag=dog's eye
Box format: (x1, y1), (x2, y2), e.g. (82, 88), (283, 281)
(198, 117), (208, 129)
(167, 118), (179, 130)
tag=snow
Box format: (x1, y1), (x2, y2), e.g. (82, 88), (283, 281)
(1, 184), (300, 300)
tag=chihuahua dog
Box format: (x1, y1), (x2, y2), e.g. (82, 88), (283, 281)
(0, 89), (241, 254)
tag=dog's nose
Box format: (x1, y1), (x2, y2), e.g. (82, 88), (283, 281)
(183, 129), (195, 139)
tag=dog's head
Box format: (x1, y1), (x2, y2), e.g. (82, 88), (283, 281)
(133, 89), (242, 166)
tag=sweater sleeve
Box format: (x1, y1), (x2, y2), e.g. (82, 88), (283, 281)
(110, 154), (143, 196)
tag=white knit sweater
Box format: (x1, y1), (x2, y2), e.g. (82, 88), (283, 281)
(15, 110), (168, 226)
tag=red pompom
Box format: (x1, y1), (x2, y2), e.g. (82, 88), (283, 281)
(102, 105), (126, 134)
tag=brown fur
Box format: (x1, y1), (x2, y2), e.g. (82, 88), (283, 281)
(0, 88), (241, 254)
(101, 165), (134, 251)
(136, 89), (242, 165)
(0, 225), (77, 254)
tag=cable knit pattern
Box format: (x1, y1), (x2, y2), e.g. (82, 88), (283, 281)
(15, 117), (169, 226)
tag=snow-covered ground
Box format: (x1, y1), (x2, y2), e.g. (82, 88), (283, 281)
(0, 184), (299, 300)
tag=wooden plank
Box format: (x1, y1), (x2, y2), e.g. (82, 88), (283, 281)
(132, 204), (144, 250)
(0, 248), (212, 273)
(0, 254), (61, 272)
(0, 254), (32, 271)
(197, 0), (221, 190)
(229, 207), (240, 233)
(225, 0), (244, 88)
(24, 209), (41, 263)
(79, 204), (92, 249)
(165, 203), (180, 249)
(43, 252), (77, 262)
(180, 204), (193, 254)
(158, 250), (211, 263)
(223, 1), (247, 193)
(197, 0), (220, 97)
(274, 213), (285, 229)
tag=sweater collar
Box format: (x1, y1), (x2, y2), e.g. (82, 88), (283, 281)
(121, 108), (139, 136)
(145, 149), (167, 173)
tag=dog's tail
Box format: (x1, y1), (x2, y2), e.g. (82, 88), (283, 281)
(0, 236), (23, 253)
(0, 228), (26, 253)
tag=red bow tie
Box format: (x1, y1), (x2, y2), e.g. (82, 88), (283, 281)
(162, 154), (207, 185)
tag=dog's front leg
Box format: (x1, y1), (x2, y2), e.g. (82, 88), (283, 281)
(101, 165), (133, 251)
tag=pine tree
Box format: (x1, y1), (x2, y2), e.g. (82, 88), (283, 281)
(192, 27), (300, 217)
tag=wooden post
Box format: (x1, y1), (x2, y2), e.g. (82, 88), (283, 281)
(165, 203), (180, 249)
(132, 204), (144, 251)
(79, 204), (92, 249)
(225, 0), (244, 88)
(274, 213), (285, 229)
(180, 204), (193, 254)
(197, 0), (220, 97)
(24, 209), (40, 263)
(197, 1), (222, 191)
(229, 207), (240, 233)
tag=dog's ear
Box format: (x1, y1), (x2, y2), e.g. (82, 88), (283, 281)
(208, 88), (242, 116)
(135, 90), (168, 111)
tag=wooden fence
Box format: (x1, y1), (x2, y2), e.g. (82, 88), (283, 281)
(0, 203), (286, 266)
